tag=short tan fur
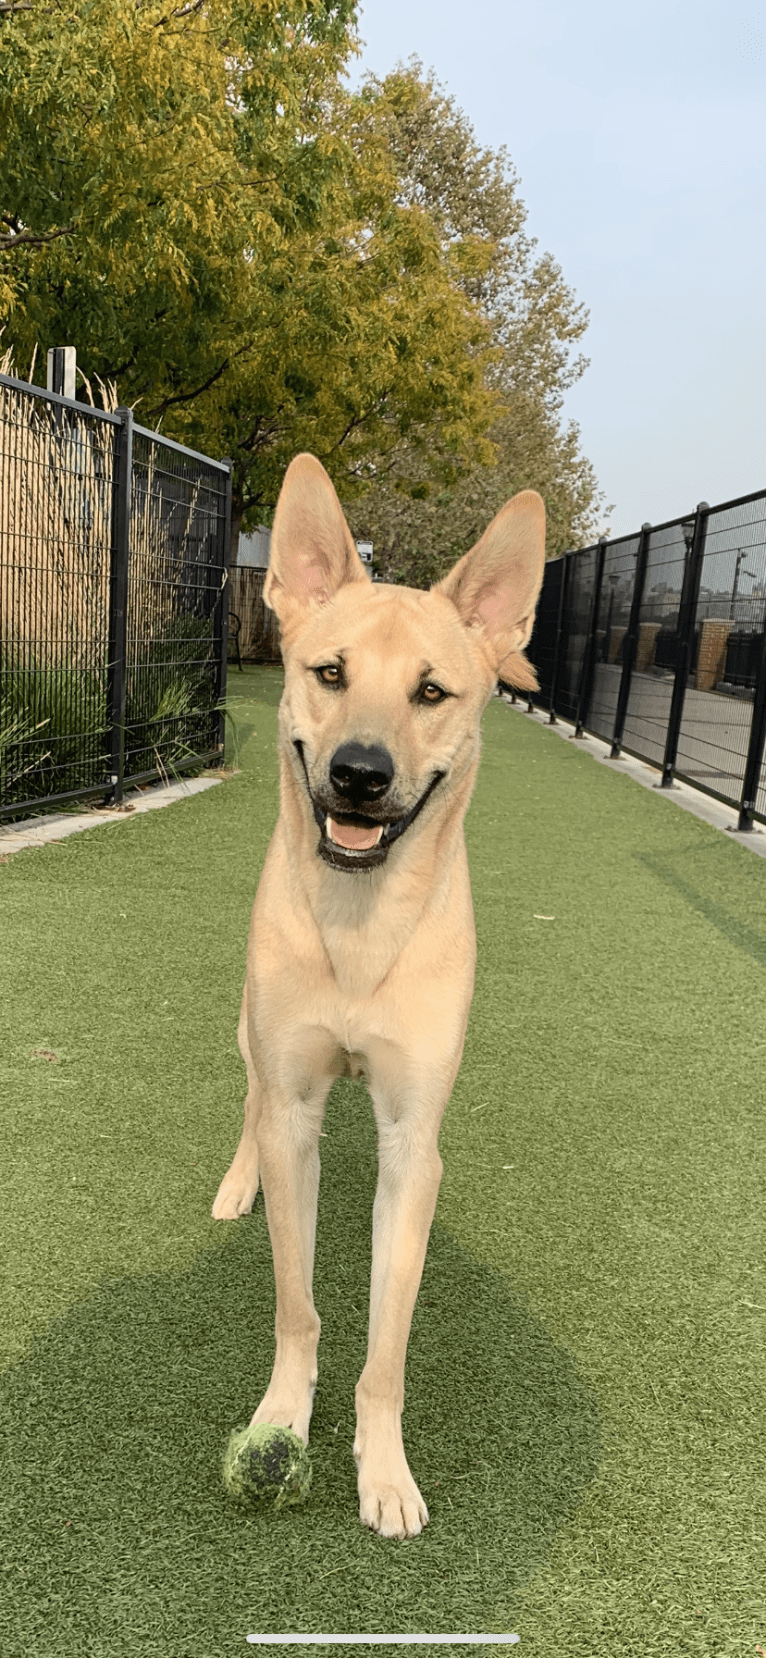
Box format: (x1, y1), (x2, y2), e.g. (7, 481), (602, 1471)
(213, 454), (545, 1539)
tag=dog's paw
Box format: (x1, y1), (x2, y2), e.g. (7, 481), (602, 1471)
(250, 1387), (315, 1447)
(211, 1161), (260, 1219)
(354, 1447), (429, 1539)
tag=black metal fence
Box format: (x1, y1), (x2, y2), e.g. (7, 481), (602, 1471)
(0, 373), (232, 819)
(524, 486), (766, 831)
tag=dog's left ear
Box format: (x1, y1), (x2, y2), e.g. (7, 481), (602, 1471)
(433, 490), (546, 690)
(264, 453), (369, 622)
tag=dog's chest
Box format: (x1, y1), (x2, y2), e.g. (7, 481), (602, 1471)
(316, 909), (413, 1003)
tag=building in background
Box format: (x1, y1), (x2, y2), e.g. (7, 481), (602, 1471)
(228, 532), (375, 665)
(236, 528), (272, 569)
(235, 529), (373, 571)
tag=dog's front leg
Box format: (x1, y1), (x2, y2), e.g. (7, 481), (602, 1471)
(249, 1089), (330, 1444)
(354, 1079), (446, 1540)
(212, 985), (261, 1219)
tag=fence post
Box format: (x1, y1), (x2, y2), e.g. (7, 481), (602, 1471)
(214, 460), (234, 756)
(46, 346), (76, 399)
(610, 523), (651, 758)
(660, 502), (709, 788)
(547, 553), (570, 722)
(736, 626), (766, 830)
(106, 408), (133, 804)
(545, 554), (569, 724)
(573, 538), (608, 738)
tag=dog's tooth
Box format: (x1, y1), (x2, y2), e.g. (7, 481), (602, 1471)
(373, 825), (384, 845)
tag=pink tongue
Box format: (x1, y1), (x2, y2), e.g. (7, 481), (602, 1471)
(329, 818), (380, 850)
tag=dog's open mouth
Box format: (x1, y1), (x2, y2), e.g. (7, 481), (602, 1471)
(320, 811), (390, 870)
(294, 742), (445, 872)
(326, 817), (384, 852)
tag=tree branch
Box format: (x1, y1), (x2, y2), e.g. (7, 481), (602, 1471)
(152, 0), (205, 26)
(239, 491), (266, 514)
(237, 408), (286, 455)
(194, 176), (282, 194)
(0, 223), (74, 252)
(318, 397), (392, 460)
(144, 346), (251, 419)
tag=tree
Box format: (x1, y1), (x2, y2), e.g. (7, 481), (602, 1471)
(342, 63), (607, 578)
(0, 2), (499, 537)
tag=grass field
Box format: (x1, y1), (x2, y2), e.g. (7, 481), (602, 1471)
(1, 663), (765, 1657)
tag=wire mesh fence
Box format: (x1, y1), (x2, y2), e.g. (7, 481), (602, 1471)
(125, 426), (231, 784)
(586, 531), (641, 745)
(0, 373), (231, 820)
(524, 488), (766, 831)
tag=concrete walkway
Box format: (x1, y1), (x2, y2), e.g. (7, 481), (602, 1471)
(0, 773), (224, 860)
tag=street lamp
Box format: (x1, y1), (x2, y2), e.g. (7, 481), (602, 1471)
(730, 549), (757, 622)
(603, 570), (619, 662)
(681, 518), (695, 554)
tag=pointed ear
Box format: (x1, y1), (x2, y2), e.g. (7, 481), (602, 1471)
(433, 490), (546, 690)
(263, 453), (370, 621)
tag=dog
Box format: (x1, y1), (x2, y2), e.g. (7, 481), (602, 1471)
(212, 454), (545, 1538)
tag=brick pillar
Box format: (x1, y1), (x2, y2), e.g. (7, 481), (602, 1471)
(609, 626), (627, 664)
(695, 620), (733, 692)
(636, 623), (661, 671)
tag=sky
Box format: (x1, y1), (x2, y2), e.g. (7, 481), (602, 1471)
(348, 0), (765, 540)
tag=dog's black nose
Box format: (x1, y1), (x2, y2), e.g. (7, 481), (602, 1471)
(329, 742), (394, 804)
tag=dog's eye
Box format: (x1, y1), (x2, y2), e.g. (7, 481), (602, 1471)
(420, 682), (447, 705)
(315, 664), (343, 687)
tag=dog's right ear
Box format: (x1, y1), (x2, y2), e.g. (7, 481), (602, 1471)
(263, 454), (369, 624)
(433, 490), (546, 690)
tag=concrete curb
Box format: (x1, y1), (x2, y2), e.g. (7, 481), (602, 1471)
(0, 773), (225, 860)
(499, 694), (766, 861)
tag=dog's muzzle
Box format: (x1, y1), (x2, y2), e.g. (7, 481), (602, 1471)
(293, 741), (446, 872)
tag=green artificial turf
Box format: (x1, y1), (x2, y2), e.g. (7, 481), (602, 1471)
(1, 664), (765, 1657)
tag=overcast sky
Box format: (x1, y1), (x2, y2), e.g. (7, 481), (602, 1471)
(349, 0), (765, 540)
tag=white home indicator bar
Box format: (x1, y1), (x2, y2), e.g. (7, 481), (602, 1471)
(246, 1638), (520, 1646)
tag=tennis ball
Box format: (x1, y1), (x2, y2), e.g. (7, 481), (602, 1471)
(222, 1422), (312, 1512)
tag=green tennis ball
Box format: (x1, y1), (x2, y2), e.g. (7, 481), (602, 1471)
(222, 1422), (312, 1512)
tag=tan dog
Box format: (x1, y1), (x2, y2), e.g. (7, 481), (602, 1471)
(212, 455), (545, 1539)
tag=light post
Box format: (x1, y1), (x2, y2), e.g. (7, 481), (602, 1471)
(604, 571), (619, 662)
(730, 549), (757, 622)
(681, 517), (695, 554)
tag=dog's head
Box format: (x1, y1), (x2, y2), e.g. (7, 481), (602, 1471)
(263, 455), (546, 872)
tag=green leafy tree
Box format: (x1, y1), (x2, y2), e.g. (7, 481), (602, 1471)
(342, 63), (608, 578)
(0, 2), (498, 536)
